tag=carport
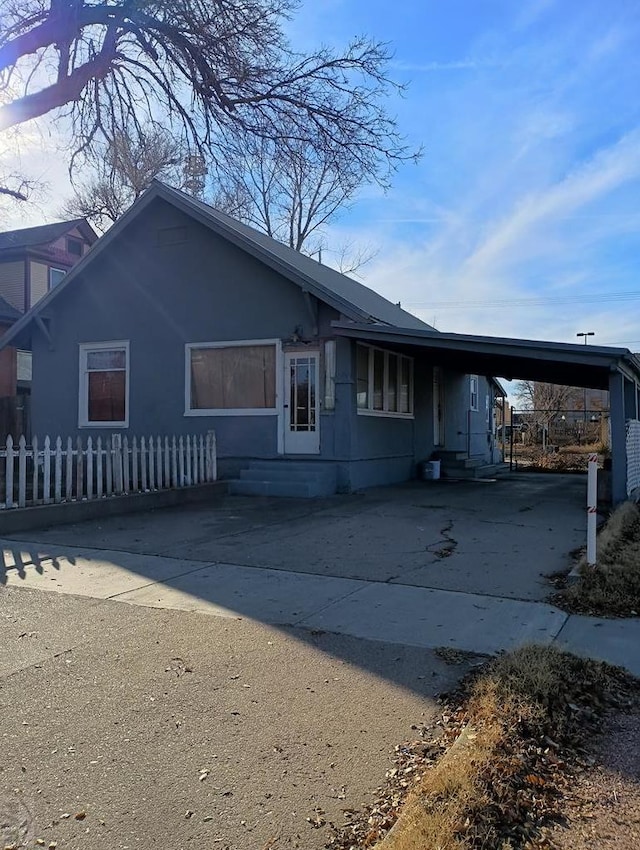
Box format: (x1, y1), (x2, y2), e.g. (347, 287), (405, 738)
(333, 321), (640, 504)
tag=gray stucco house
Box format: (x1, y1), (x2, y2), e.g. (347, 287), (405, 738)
(0, 181), (504, 495)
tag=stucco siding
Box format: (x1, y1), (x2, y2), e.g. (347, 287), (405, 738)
(0, 261), (25, 312)
(30, 261), (49, 307)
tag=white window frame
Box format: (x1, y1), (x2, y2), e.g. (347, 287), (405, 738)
(78, 340), (130, 428)
(185, 339), (282, 417)
(470, 375), (479, 412)
(356, 343), (414, 418)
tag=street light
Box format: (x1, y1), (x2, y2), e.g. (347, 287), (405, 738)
(576, 332), (595, 422)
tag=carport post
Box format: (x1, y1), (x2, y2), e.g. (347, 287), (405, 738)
(587, 453), (597, 566)
(609, 371), (627, 505)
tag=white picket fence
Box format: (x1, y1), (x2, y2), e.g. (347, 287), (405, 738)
(0, 432), (217, 510)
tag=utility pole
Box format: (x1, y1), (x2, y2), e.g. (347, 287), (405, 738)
(576, 331), (595, 422)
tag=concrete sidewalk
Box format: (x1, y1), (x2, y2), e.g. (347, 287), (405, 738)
(3, 536), (639, 675)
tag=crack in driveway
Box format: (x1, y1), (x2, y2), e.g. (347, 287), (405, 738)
(426, 519), (458, 559)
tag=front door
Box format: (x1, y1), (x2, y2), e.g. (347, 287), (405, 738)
(283, 352), (320, 454)
(433, 367), (444, 446)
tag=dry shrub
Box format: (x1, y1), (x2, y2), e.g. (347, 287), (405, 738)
(561, 501), (640, 616)
(373, 646), (635, 850)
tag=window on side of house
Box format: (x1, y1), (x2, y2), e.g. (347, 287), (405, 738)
(356, 343), (414, 417)
(470, 375), (479, 411)
(79, 342), (129, 427)
(49, 267), (66, 288)
(187, 341), (277, 415)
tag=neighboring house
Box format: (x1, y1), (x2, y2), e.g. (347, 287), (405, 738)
(0, 182), (504, 494)
(0, 219), (98, 401)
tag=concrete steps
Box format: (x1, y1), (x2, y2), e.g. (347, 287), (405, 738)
(228, 460), (337, 498)
(442, 461), (510, 479)
(431, 451), (509, 479)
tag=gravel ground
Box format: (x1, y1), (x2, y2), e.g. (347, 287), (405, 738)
(0, 585), (468, 850)
(552, 710), (640, 850)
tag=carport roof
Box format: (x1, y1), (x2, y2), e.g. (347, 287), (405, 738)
(333, 321), (640, 389)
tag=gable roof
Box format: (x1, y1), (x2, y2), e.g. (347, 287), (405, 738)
(0, 219), (97, 253)
(0, 295), (21, 324)
(160, 184), (431, 332)
(0, 181), (431, 351)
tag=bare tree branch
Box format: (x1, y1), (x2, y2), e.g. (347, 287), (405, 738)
(62, 126), (191, 229)
(211, 132), (381, 272)
(0, 0), (420, 185)
(0, 183), (27, 200)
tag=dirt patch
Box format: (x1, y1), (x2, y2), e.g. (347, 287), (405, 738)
(553, 501), (640, 616)
(551, 710), (640, 849)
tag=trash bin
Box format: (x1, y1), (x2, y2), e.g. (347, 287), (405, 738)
(419, 460), (441, 481)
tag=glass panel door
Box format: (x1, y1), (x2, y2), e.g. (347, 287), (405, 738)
(283, 352), (320, 454)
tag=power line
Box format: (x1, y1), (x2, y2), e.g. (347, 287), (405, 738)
(408, 290), (640, 309)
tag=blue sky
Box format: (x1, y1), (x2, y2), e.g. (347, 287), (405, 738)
(291, 0), (640, 347)
(3, 0), (640, 349)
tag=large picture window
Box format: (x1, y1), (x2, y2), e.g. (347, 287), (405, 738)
(79, 341), (129, 427)
(186, 341), (277, 415)
(356, 343), (413, 416)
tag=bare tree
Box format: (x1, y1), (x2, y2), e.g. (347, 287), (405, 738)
(212, 133), (379, 272)
(63, 127), (187, 229)
(0, 0), (417, 198)
(515, 380), (573, 447)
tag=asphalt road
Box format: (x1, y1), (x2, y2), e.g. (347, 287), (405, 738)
(0, 585), (470, 850)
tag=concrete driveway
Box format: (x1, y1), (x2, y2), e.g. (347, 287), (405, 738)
(1, 473), (586, 658)
(2, 472), (587, 597)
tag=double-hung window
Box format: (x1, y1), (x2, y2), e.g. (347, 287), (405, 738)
(356, 343), (413, 416)
(79, 341), (129, 427)
(186, 340), (278, 415)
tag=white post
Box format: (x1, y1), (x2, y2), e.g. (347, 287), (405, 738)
(171, 436), (178, 487)
(185, 435), (192, 486)
(140, 437), (147, 491)
(164, 437), (170, 490)
(156, 435), (163, 490)
(31, 435), (39, 504)
(5, 435), (14, 508)
(76, 436), (84, 500)
(122, 436), (130, 494)
(105, 438), (113, 495)
(587, 452), (598, 567)
(178, 436), (185, 486)
(18, 435), (27, 508)
(86, 437), (94, 500)
(65, 436), (73, 501)
(54, 436), (63, 503)
(43, 435), (51, 504)
(96, 436), (104, 497)
(148, 436), (155, 490)
(132, 436), (139, 492)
